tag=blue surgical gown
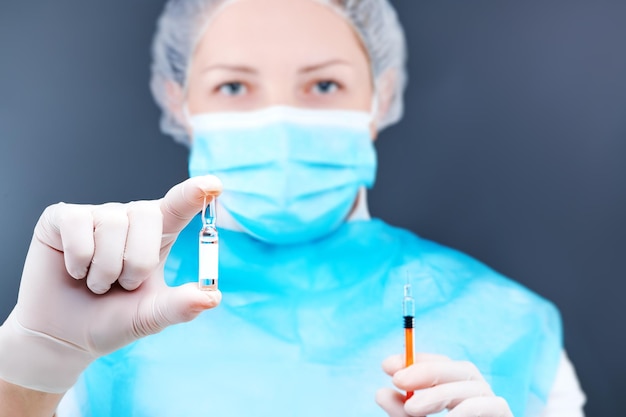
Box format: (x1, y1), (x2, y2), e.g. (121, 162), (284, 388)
(70, 218), (561, 417)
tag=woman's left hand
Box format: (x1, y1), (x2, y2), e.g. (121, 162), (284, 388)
(376, 353), (513, 417)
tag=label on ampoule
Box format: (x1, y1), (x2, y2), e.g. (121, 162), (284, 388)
(199, 242), (218, 288)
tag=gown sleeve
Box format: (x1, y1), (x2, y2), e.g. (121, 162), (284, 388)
(540, 350), (586, 417)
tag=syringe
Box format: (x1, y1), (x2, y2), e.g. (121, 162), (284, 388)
(403, 278), (415, 399)
(199, 195), (219, 291)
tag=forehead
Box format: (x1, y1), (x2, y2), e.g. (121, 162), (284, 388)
(193, 0), (369, 68)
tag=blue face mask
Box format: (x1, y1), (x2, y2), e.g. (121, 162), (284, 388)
(188, 106), (377, 245)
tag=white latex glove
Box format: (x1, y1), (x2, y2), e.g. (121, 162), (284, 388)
(376, 353), (513, 417)
(0, 176), (222, 394)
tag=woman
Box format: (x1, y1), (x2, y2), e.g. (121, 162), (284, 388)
(0, 0), (585, 416)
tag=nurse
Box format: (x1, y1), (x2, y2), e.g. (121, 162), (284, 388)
(0, 0), (585, 416)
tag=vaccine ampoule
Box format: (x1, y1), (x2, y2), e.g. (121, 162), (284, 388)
(199, 195), (218, 291)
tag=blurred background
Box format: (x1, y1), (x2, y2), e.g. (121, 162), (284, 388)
(1, 1), (624, 415)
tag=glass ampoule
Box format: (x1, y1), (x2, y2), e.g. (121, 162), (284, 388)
(199, 195), (218, 291)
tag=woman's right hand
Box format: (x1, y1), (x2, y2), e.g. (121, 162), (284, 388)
(0, 175), (222, 395)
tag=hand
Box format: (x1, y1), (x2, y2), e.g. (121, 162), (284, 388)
(376, 353), (513, 417)
(0, 175), (222, 393)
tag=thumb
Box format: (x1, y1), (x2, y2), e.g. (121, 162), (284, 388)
(137, 283), (222, 337)
(160, 175), (222, 235)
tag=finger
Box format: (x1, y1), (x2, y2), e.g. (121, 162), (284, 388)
(85, 205), (129, 294)
(133, 283), (222, 337)
(375, 388), (410, 417)
(160, 175), (222, 236)
(404, 380), (494, 416)
(118, 201), (163, 290)
(35, 203), (95, 279)
(382, 353), (451, 376)
(446, 396), (513, 417)
(393, 360), (484, 391)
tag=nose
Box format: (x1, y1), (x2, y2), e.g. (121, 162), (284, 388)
(261, 75), (298, 108)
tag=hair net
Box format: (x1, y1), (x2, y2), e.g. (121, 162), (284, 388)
(150, 0), (408, 146)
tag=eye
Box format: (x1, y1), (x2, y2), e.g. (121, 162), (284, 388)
(217, 82), (247, 96)
(312, 80), (339, 95)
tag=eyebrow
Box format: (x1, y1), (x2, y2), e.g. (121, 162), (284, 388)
(199, 59), (352, 75)
(200, 64), (258, 75)
(299, 59), (352, 74)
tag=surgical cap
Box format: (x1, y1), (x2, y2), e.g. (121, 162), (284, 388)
(150, 0), (408, 146)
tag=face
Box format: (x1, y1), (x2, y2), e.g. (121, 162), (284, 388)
(185, 0), (374, 119)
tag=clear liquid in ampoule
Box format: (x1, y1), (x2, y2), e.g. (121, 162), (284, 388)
(199, 198), (218, 291)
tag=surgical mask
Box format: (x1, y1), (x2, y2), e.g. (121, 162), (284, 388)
(188, 106), (377, 245)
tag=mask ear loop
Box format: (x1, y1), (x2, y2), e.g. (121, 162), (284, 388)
(183, 103), (193, 125)
(370, 84), (380, 125)
(370, 95), (379, 119)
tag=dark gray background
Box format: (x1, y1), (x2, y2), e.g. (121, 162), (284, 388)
(1, 1), (624, 415)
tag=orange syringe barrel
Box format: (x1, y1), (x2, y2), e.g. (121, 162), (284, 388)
(403, 282), (415, 400)
(404, 317), (414, 399)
